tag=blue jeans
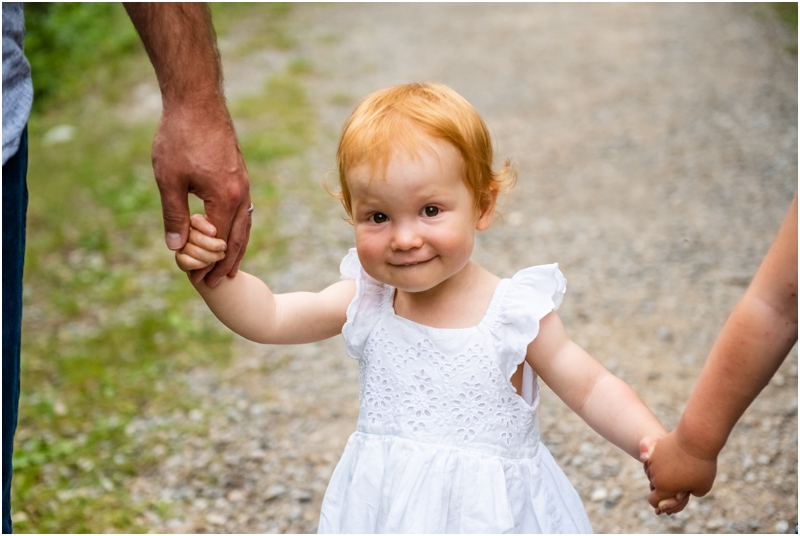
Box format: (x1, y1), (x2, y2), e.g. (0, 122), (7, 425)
(3, 127), (27, 534)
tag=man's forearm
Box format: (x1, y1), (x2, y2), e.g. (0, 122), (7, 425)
(123, 3), (223, 107)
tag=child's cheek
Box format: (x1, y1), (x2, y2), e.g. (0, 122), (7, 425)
(354, 226), (385, 260)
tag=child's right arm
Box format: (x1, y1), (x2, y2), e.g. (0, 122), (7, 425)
(176, 214), (356, 344)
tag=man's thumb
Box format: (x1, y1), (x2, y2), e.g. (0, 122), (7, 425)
(161, 193), (191, 250)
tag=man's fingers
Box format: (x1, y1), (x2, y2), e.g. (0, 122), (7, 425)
(204, 199), (251, 286)
(189, 264), (214, 284)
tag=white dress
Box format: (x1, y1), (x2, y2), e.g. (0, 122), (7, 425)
(318, 249), (593, 534)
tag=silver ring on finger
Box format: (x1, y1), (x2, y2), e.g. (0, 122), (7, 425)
(247, 203), (254, 215)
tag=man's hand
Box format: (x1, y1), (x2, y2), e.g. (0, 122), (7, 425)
(153, 100), (251, 285)
(124, 3), (252, 287)
(642, 431), (716, 514)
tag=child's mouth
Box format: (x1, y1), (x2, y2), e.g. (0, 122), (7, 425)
(392, 257), (434, 267)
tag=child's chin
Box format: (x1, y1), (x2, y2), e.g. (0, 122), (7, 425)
(394, 278), (440, 294)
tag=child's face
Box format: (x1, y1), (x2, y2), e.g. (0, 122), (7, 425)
(347, 136), (494, 295)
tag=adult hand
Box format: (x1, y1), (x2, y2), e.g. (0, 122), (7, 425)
(123, 3), (252, 287)
(154, 97), (251, 287)
(643, 431), (716, 514)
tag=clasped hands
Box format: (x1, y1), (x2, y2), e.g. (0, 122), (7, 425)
(640, 431), (717, 515)
(153, 97), (251, 288)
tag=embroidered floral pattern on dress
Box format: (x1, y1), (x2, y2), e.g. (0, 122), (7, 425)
(428, 341), (477, 380)
(400, 368), (439, 433)
(357, 330), (538, 450)
(360, 354), (400, 424)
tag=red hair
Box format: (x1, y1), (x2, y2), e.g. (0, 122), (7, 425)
(336, 83), (516, 219)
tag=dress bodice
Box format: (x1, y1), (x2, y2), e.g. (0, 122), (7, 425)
(339, 249), (567, 458)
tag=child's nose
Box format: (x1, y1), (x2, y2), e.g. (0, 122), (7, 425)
(390, 221), (423, 251)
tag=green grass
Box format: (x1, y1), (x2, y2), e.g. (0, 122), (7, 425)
(12, 3), (314, 532)
(773, 2), (799, 29)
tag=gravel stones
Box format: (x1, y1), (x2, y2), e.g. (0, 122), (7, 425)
(129, 4), (796, 533)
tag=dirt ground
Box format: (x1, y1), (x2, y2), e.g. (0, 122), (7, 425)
(130, 4), (797, 533)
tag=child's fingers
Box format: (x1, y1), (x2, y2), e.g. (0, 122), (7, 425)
(181, 241), (226, 264)
(638, 436), (658, 462)
(175, 251), (211, 273)
(656, 492), (690, 515)
(188, 227), (227, 252)
(190, 213), (217, 237)
(656, 497), (680, 512)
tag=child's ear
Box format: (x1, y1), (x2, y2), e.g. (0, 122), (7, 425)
(476, 188), (498, 231)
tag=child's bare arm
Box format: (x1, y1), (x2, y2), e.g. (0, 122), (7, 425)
(176, 214), (356, 344)
(646, 194), (798, 511)
(193, 272), (355, 344)
(527, 312), (667, 459)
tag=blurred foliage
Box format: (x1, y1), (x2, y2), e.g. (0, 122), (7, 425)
(771, 2), (798, 55)
(210, 2), (296, 56)
(773, 2), (798, 29)
(13, 2), (309, 532)
(23, 3), (141, 114)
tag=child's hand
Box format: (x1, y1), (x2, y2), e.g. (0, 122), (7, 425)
(640, 432), (715, 515)
(639, 436), (690, 515)
(175, 214), (227, 274)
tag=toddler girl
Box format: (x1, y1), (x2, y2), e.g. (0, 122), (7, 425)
(175, 83), (669, 533)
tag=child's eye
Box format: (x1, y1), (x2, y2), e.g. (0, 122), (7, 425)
(370, 213), (389, 224)
(423, 206), (439, 217)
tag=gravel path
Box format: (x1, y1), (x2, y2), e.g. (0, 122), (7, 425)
(131, 4), (797, 533)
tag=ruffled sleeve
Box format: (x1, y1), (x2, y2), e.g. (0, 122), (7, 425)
(488, 263), (566, 380)
(339, 248), (387, 360)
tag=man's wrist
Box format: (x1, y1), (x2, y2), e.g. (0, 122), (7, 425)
(160, 81), (227, 112)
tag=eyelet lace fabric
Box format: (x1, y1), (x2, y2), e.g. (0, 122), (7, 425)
(318, 249), (593, 534)
(357, 329), (539, 454)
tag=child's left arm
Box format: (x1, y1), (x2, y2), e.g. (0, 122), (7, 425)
(527, 311), (666, 459)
